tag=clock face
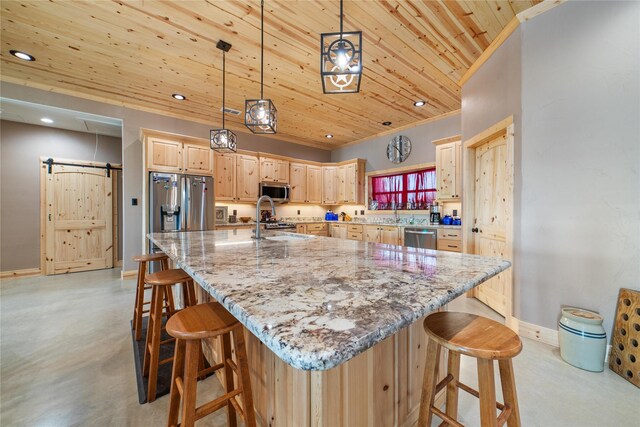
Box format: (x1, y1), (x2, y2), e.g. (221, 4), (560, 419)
(387, 135), (412, 163)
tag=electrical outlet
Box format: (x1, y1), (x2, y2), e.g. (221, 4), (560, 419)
(354, 210), (358, 216)
(131, 198), (138, 206)
(297, 210), (301, 215)
(360, 210), (365, 215)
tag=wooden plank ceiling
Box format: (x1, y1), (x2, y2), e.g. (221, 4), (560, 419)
(0, 0), (539, 149)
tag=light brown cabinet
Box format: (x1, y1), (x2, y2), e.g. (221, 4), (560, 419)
(214, 152), (236, 201)
(260, 157), (289, 183)
(322, 166), (337, 205)
(289, 163), (307, 203)
(289, 163), (323, 204)
(347, 224), (363, 241)
(306, 165), (322, 204)
(215, 152), (259, 202)
(183, 143), (214, 175)
(364, 225), (399, 245)
(435, 140), (462, 200)
(236, 154), (260, 202)
(296, 223), (328, 237)
(437, 228), (462, 253)
(148, 137), (213, 175)
(330, 223), (348, 239)
(333, 161), (365, 204)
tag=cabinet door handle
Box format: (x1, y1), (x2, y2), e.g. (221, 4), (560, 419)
(471, 227), (479, 233)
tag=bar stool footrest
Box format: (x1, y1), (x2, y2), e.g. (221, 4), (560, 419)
(195, 389), (242, 420)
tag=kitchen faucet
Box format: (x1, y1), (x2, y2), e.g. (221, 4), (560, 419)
(253, 195), (276, 239)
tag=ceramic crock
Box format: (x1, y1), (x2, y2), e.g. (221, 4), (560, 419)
(558, 307), (607, 372)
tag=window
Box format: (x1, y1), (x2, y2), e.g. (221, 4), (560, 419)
(370, 168), (436, 210)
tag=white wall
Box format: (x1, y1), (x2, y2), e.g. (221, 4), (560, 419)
(331, 113), (461, 172)
(462, 0), (640, 337)
(518, 0), (640, 334)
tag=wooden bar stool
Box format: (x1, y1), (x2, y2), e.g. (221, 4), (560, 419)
(166, 302), (256, 427)
(418, 312), (523, 427)
(143, 268), (198, 402)
(132, 253), (173, 341)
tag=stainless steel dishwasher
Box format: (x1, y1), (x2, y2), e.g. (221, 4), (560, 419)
(403, 227), (437, 250)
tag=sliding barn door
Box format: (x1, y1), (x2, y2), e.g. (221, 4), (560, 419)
(44, 164), (113, 275)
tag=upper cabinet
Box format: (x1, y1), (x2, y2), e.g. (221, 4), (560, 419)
(183, 143), (214, 175)
(148, 137), (183, 173)
(147, 137), (213, 175)
(236, 154), (260, 201)
(434, 137), (462, 201)
(260, 157), (289, 183)
(289, 163), (307, 203)
(214, 152), (259, 202)
(306, 165), (322, 204)
(214, 152), (236, 201)
(322, 166), (337, 205)
(334, 160), (366, 204)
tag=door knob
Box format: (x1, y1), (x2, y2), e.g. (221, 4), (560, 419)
(471, 227), (479, 233)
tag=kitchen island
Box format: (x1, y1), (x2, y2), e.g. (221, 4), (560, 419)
(149, 229), (510, 427)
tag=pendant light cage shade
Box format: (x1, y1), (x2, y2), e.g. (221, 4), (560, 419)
(210, 129), (237, 153)
(320, 31), (362, 94)
(245, 98), (277, 134)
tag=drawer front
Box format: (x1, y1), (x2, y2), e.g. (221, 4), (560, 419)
(437, 238), (462, 252)
(307, 223), (327, 232)
(437, 228), (462, 241)
(309, 230), (328, 236)
(347, 224), (363, 233)
(348, 232), (363, 241)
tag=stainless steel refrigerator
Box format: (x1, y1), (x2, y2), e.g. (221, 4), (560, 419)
(149, 172), (214, 256)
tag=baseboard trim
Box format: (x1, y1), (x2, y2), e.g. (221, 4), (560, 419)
(0, 268), (41, 279)
(517, 319), (559, 347)
(121, 269), (137, 279)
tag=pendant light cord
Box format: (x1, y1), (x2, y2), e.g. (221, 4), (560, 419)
(222, 50), (226, 129)
(261, 0), (264, 100)
(339, 0), (343, 37)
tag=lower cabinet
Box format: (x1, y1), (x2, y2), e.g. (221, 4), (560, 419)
(436, 228), (462, 252)
(296, 223), (328, 237)
(364, 225), (399, 245)
(330, 223), (348, 239)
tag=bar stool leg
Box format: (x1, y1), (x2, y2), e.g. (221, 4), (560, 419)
(233, 327), (256, 427)
(163, 286), (176, 317)
(181, 340), (201, 427)
(499, 359), (521, 427)
(477, 358), (498, 427)
(143, 286), (157, 377)
(133, 260), (147, 340)
(167, 339), (186, 427)
(220, 332), (237, 427)
(146, 287), (165, 402)
(446, 350), (461, 421)
(418, 338), (441, 427)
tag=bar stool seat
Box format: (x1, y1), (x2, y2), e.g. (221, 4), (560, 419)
(419, 312), (523, 427)
(166, 302), (256, 427)
(132, 252), (172, 341)
(143, 268), (197, 402)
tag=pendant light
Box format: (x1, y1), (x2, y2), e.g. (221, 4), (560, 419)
(210, 40), (237, 153)
(320, 0), (362, 94)
(245, 0), (277, 134)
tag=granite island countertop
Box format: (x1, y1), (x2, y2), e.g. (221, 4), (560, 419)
(149, 229), (509, 371)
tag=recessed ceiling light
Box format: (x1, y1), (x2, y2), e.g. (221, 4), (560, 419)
(10, 50), (35, 61)
(172, 93), (186, 100)
(325, 134), (333, 139)
(382, 121), (392, 126)
(40, 117), (54, 124)
(413, 100), (426, 107)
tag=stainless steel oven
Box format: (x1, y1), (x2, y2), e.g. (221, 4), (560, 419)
(259, 182), (290, 203)
(403, 227), (437, 250)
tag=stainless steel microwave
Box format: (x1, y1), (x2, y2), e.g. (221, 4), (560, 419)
(259, 182), (290, 203)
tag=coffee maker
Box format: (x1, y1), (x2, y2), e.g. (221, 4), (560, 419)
(429, 203), (441, 225)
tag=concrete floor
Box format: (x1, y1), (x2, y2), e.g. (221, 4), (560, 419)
(1, 269), (638, 426)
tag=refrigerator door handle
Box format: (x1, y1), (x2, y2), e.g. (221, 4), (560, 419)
(181, 176), (189, 231)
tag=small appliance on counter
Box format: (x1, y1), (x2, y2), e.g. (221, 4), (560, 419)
(228, 209), (238, 224)
(429, 203), (441, 225)
(441, 215), (453, 225)
(325, 210), (339, 221)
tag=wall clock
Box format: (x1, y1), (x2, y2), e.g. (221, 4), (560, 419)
(387, 135), (412, 164)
